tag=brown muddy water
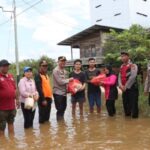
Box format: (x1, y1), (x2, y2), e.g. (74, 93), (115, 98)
(1, 94), (150, 150)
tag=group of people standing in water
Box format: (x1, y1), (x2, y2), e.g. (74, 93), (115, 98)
(0, 51), (150, 136)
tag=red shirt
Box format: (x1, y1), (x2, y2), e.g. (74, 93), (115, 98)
(120, 64), (131, 86)
(0, 73), (16, 110)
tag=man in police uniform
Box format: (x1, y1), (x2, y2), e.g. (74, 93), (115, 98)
(53, 56), (73, 120)
(118, 52), (139, 118)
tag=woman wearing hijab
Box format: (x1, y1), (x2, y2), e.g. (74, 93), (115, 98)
(100, 65), (118, 116)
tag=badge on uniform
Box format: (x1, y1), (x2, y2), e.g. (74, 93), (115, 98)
(0, 77), (4, 81)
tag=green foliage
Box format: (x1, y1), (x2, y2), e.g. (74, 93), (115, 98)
(103, 25), (150, 68)
(9, 55), (56, 79)
(103, 25), (150, 115)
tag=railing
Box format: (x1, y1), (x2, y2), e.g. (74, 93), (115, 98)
(66, 57), (104, 66)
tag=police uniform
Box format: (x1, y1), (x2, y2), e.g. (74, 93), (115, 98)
(119, 59), (139, 118)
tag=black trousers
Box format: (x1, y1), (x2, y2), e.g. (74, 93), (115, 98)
(38, 98), (52, 124)
(53, 94), (67, 120)
(106, 99), (116, 116)
(122, 87), (139, 118)
(21, 103), (35, 129)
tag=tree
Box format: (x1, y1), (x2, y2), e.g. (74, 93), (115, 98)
(103, 25), (150, 68)
(9, 55), (56, 79)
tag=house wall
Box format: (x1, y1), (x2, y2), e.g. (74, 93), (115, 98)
(77, 31), (109, 58)
(129, 0), (150, 28)
(71, 31), (102, 58)
(65, 30), (113, 66)
(90, 0), (150, 29)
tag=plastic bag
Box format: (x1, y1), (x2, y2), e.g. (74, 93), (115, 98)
(24, 97), (34, 109)
(67, 79), (82, 95)
(90, 74), (106, 86)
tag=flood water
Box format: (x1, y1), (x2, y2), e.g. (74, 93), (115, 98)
(1, 94), (150, 150)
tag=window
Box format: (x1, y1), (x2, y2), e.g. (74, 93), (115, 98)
(114, 13), (121, 16)
(95, 4), (102, 8)
(96, 19), (102, 22)
(84, 46), (90, 57)
(83, 45), (96, 57)
(91, 45), (96, 57)
(136, 12), (148, 17)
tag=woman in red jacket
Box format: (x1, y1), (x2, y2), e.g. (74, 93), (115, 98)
(100, 65), (118, 116)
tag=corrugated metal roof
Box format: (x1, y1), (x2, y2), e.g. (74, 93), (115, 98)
(58, 25), (123, 46)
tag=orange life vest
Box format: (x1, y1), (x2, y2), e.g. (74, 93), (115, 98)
(40, 74), (52, 98)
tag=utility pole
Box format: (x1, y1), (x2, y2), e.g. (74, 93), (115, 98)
(13, 0), (20, 83)
(0, 0), (20, 83)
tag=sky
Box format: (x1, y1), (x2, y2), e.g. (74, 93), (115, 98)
(0, 0), (91, 62)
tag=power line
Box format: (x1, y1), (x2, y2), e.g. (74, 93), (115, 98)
(17, 0), (43, 16)
(0, 19), (10, 26)
(21, 0), (83, 30)
(7, 1), (14, 53)
(17, 0), (34, 7)
(7, 16), (13, 54)
(0, 0), (43, 26)
(0, 0), (84, 31)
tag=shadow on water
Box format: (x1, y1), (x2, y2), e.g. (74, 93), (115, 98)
(1, 95), (150, 150)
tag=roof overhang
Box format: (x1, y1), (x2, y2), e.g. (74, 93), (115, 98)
(58, 25), (123, 46)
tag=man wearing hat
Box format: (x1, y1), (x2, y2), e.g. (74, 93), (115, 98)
(35, 60), (53, 124)
(118, 52), (139, 118)
(53, 56), (73, 120)
(0, 59), (17, 136)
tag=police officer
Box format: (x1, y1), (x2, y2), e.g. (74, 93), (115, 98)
(118, 52), (139, 118)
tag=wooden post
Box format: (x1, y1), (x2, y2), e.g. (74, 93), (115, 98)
(71, 46), (73, 60)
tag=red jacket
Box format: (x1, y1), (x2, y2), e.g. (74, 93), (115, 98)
(120, 64), (131, 86)
(102, 74), (118, 100)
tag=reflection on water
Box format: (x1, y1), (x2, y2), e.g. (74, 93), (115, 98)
(1, 96), (150, 150)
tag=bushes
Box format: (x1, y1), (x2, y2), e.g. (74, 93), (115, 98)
(103, 25), (150, 68)
(9, 55), (56, 80)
